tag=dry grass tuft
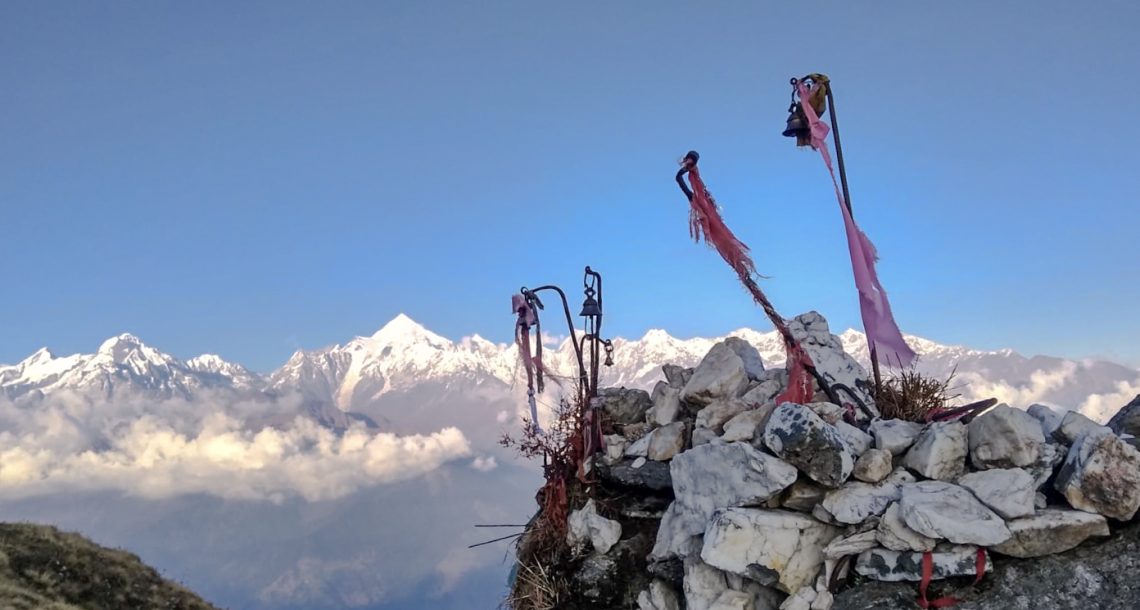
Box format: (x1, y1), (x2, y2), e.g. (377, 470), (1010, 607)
(503, 555), (568, 610)
(874, 365), (960, 422)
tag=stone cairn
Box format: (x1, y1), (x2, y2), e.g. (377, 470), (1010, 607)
(557, 312), (1140, 610)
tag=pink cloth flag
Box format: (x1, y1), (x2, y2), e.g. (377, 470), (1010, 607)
(797, 82), (917, 368)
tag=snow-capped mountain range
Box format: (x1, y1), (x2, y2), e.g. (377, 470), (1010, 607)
(1, 312), (1138, 610)
(3, 312), (1138, 418)
(0, 333), (262, 400)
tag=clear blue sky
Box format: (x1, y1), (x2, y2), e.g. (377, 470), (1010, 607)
(2, 1), (1138, 372)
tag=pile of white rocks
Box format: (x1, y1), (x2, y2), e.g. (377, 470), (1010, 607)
(567, 312), (1140, 610)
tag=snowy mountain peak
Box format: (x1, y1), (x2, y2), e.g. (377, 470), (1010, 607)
(91, 333), (177, 374)
(26, 347), (55, 364)
(188, 354), (228, 369)
(839, 328), (863, 341)
(369, 314), (448, 347)
(641, 328), (673, 343)
(186, 354), (261, 390)
(97, 333), (146, 355)
(284, 349), (309, 366)
(459, 334), (499, 353)
(186, 354), (252, 376)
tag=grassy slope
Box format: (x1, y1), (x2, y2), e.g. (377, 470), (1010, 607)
(0, 522), (220, 610)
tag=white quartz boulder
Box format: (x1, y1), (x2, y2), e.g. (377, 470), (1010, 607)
(567, 499), (621, 555)
(638, 580), (682, 610)
(876, 502), (936, 552)
(763, 403), (855, 488)
(992, 509), (1110, 558)
(852, 448), (893, 483)
(1054, 428), (1140, 520)
(903, 421), (968, 481)
(898, 481), (1011, 546)
(682, 342), (750, 406)
(869, 419), (923, 456)
(956, 468), (1036, 520)
(701, 508), (842, 593)
(968, 404), (1045, 469)
(651, 442), (798, 560)
(1054, 409), (1112, 445)
(648, 422), (690, 461)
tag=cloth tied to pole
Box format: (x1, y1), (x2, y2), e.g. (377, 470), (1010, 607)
(682, 167), (814, 404)
(512, 294), (543, 433)
(795, 80), (917, 368)
(686, 166), (757, 279)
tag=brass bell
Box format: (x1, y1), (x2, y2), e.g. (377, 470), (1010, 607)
(782, 102), (809, 140)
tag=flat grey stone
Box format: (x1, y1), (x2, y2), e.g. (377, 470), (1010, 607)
(957, 468), (1036, 520)
(899, 481), (1011, 546)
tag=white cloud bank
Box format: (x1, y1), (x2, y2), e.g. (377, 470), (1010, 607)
(0, 392), (470, 502)
(956, 362), (1079, 408)
(955, 362), (1140, 423)
(1079, 379), (1140, 423)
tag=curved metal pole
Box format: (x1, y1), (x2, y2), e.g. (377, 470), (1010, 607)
(676, 167), (694, 201)
(577, 333), (593, 399)
(523, 285), (588, 394)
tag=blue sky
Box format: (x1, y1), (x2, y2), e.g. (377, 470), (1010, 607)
(2, 1), (1138, 371)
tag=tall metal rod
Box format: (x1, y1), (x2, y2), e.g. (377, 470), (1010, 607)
(824, 87), (853, 217)
(824, 84), (882, 394)
(584, 266), (603, 398)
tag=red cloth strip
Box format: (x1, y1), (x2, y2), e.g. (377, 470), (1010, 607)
(682, 171), (814, 406)
(686, 167), (757, 279)
(917, 549), (987, 608)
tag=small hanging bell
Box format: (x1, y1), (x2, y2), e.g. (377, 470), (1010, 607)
(782, 102), (809, 140)
(580, 292), (601, 318)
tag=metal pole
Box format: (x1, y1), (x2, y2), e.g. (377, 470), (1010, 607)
(585, 266), (603, 398)
(525, 285), (589, 400)
(824, 87), (854, 217)
(824, 84), (882, 394)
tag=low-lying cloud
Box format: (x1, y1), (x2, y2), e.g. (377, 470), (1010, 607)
(0, 391), (471, 501)
(953, 361), (1140, 423)
(956, 362), (1079, 408)
(1079, 379), (1140, 423)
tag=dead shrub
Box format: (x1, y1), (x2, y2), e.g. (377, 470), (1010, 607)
(500, 392), (589, 610)
(873, 365), (960, 422)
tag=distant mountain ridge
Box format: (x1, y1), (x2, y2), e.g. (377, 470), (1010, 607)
(0, 333), (262, 401)
(1, 313), (1138, 610)
(3, 313), (1137, 417)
